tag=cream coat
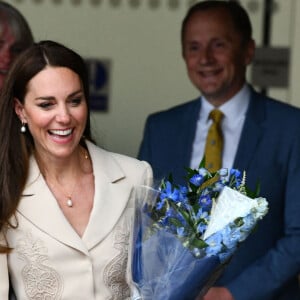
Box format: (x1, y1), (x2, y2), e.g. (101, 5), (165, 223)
(0, 141), (153, 300)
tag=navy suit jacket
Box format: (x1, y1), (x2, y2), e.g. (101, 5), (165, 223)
(138, 88), (300, 300)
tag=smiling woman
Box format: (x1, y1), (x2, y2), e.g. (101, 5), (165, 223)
(0, 40), (153, 300)
(15, 66), (88, 162)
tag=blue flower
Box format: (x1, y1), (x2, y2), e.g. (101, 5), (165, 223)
(143, 163), (268, 264)
(218, 168), (228, 177)
(195, 208), (210, 234)
(230, 169), (241, 178)
(238, 214), (256, 242)
(229, 169), (242, 187)
(241, 214), (255, 231)
(190, 174), (205, 187)
(160, 181), (180, 202)
(196, 208), (209, 220)
(156, 199), (165, 210)
(179, 185), (188, 196)
(201, 187), (210, 196)
(177, 186), (189, 208)
(198, 168), (209, 177)
(198, 194), (212, 211)
(177, 227), (185, 237)
(205, 232), (223, 256)
(166, 207), (176, 218)
(197, 222), (207, 235)
(221, 226), (240, 249)
(162, 207), (187, 230)
(212, 180), (226, 192)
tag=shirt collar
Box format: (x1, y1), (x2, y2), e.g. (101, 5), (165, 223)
(200, 84), (250, 123)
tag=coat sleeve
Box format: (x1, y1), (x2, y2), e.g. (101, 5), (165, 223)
(141, 160), (153, 187)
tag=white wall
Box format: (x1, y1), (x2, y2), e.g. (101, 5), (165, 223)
(7, 0), (300, 157)
(289, 0), (300, 106)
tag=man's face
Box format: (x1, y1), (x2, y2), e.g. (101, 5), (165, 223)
(0, 21), (16, 90)
(182, 9), (255, 106)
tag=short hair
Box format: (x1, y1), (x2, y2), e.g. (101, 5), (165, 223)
(0, 1), (34, 52)
(181, 1), (253, 45)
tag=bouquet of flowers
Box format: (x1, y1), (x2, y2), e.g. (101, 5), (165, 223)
(128, 163), (268, 300)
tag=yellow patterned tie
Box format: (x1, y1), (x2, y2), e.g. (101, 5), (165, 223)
(204, 109), (224, 172)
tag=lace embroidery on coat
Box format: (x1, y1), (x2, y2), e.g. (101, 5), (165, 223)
(103, 225), (130, 300)
(16, 232), (63, 300)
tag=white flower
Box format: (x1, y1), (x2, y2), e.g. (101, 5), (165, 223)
(251, 197), (269, 219)
(203, 187), (268, 240)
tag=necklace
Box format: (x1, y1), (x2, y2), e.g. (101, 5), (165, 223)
(66, 183), (77, 207)
(44, 149), (89, 208)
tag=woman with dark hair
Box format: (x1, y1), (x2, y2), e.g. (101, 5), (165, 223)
(0, 1), (34, 90)
(0, 40), (152, 299)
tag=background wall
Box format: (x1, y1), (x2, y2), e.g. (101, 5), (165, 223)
(6, 0), (300, 157)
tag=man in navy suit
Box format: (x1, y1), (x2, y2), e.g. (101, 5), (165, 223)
(138, 1), (300, 299)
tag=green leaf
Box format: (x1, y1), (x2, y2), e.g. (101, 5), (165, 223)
(198, 157), (206, 168)
(167, 173), (174, 183)
(244, 180), (261, 198)
(169, 217), (185, 228)
(234, 217), (244, 227)
(189, 237), (207, 249)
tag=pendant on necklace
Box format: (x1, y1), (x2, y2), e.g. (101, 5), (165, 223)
(67, 197), (73, 207)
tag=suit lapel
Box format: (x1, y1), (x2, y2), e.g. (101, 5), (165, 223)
(233, 89), (266, 170)
(181, 99), (201, 167)
(170, 98), (201, 183)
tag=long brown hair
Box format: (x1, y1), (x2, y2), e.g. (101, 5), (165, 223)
(0, 40), (93, 252)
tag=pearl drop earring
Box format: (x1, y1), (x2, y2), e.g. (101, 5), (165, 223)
(20, 122), (26, 133)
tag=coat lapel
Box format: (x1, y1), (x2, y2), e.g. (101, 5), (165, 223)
(17, 158), (89, 255)
(16, 142), (133, 254)
(82, 143), (132, 250)
(233, 89), (266, 171)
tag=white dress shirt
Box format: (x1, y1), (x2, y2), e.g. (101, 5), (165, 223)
(190, 84), (250, 169)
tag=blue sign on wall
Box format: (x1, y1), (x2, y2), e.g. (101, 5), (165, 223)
(85, 59), (111, 111)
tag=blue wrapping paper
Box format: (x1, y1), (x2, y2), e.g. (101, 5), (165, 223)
(130, 189), (221, 300)
(129, 179), (268, 299)
(132, 228), (220, 300)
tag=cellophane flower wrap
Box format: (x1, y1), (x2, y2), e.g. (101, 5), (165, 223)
(128, 164), (268, 300)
